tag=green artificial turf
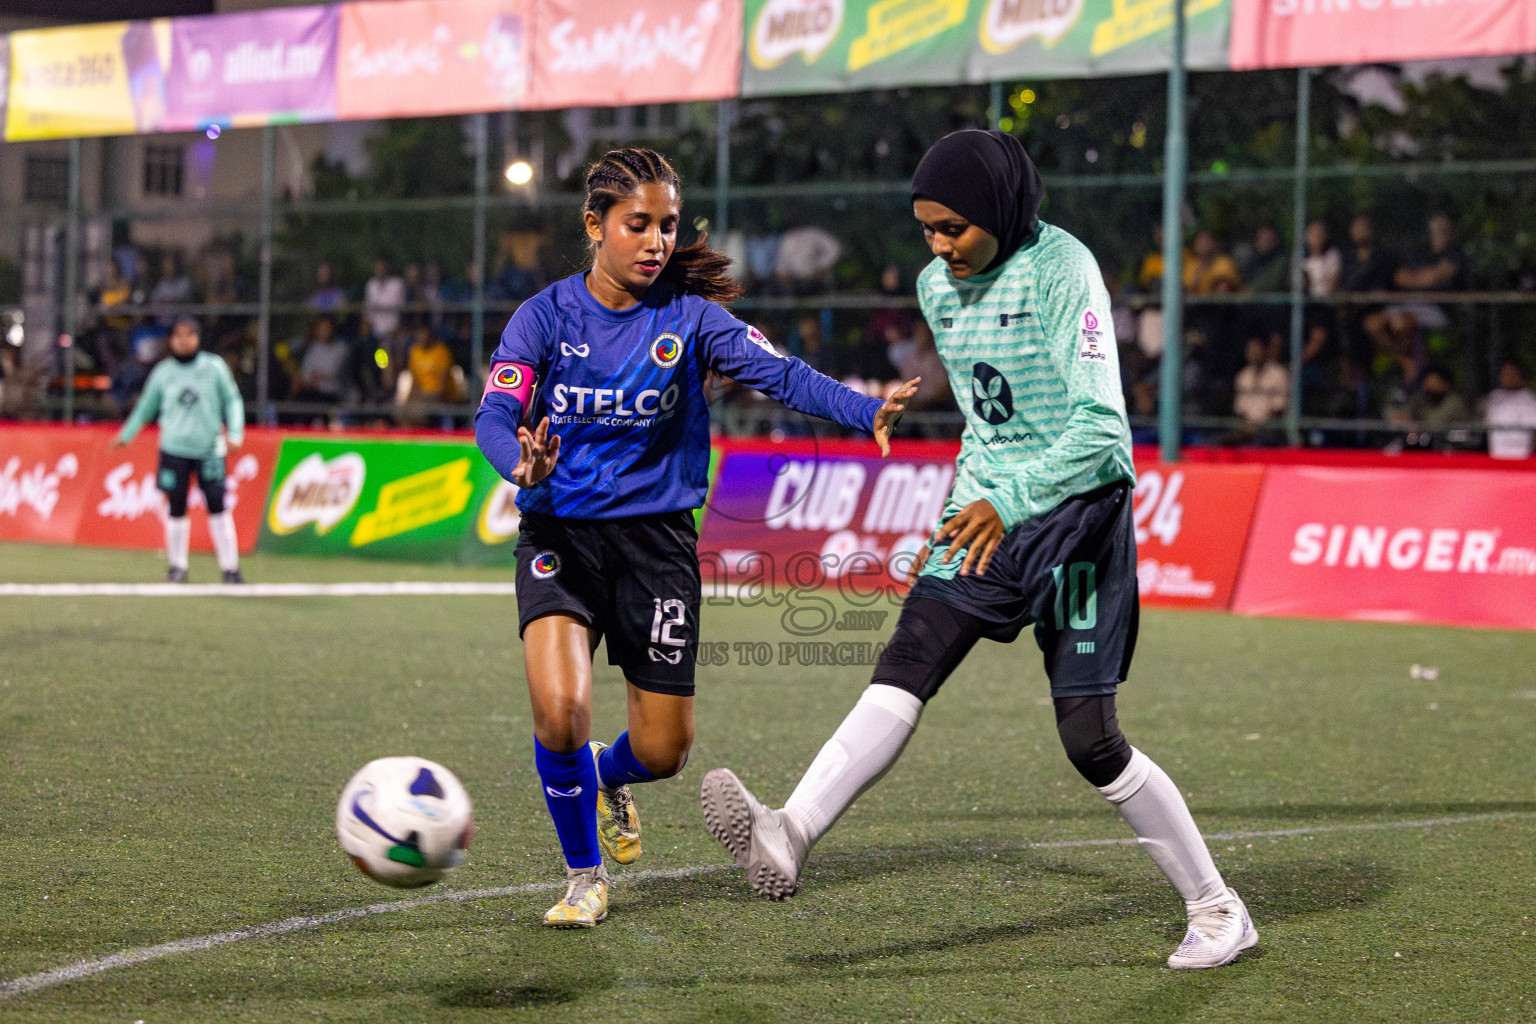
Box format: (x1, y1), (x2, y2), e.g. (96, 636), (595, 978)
(0, 542), (1532, 1022)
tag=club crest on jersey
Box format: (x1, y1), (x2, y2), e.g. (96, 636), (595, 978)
(530, 551), (561, 579)
(650, 332), (684, 369)
(493, 364), (524, 390)
(972, 362), (1014, 425)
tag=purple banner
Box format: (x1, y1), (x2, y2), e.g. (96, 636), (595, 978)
(165, 5), (337, 129)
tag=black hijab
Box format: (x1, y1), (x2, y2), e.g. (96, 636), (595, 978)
(911, 130), (1045, 274)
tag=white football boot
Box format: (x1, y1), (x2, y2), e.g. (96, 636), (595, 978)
(1166, 887), (1259, 969)
(700, 768), (806, 900)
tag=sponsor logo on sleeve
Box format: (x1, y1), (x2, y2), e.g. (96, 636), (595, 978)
(745, 324), (783, 359)
(1078, 308), (1108, 363)
(649, 332), (685, 369)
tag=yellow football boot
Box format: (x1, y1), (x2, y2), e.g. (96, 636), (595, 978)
(542, 865), (611, 928)
(589, 741), (642, 864)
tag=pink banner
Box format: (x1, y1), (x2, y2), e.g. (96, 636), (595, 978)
(336, 0), (531, 120)
(527, 0), (743, 109)
(1231, 467), (1536, 631)
(164, 5), (338, 130)
(1230, 0), (1536, 70)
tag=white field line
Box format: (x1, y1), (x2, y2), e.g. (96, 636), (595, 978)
(0, 582), (518, 597)
(1, 810), (1529, 1000)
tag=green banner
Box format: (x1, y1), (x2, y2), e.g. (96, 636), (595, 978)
(259, 437), (518, 564)
(742, 0), (1231, 97)
(258, 436), (727, 564)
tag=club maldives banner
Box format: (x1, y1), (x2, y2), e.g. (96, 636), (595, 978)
(0, 426), (277, 553)
(336, 0), (532, 120)
(528, 0), (743, 108)
(1231, 467), (1536, 631)
(741, 0), (1232, 96)
(697, 441), (1260, 608)
(1229, 0), (1536, 71)
(258, 436), (521, 564)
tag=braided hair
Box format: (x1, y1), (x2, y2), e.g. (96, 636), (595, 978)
(584, 148), (743, 304)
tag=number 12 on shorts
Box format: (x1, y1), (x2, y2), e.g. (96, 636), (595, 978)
(651, 598), (687, 647)
(1051, 562), (1098, 631)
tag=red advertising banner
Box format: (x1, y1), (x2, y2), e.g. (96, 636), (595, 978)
(1133, 461), (1264, 610)
(1230, 0), (1536, 70)
(0, 426), (98, 545)
(527, 0), (743, 109)
(1231, 467), (1536, 631)
(335, 0), (532, 120)
(74, 432), (279, 554)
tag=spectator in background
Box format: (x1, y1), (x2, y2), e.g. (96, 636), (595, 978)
(1341, 214), (1394, 294)
(1236, 224), (1288, 295)
(364, 258), (405, 346)
(202, 250), (241, 305)
(109, 330), (163, 414)
(1388, 363), (1467, 435)
(150, 254), (194, 325)
(1233, 335), (1290, 431)
(791, 314), (835, 376)
(1136, 223), (1192, 292)
(1395, 213), (1468, 292)
(1187, 230), (1242, 295)
(309, 260), (346, 311)
(422, 262), (445, 330)
(888, 322), (952, 422)
(402, 262), (424, 307)
(1303, 219), (1341, 298)
(774, 225), (842, 295)
(294, 316), (349, 405)
(1482, 358), (1536, 460)
(854, 264), (913, 382)
(440, 261), (479, 306)
(395, 322), (463, 427)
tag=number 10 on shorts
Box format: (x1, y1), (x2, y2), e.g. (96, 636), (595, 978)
(1051, 562), (1098, 631)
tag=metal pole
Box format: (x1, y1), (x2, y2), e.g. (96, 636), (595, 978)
(989, 80), (1003, 130)
(61, 137), (82, 424)
(714, 100), (733, 239)
(1286, 67), (1311, 446)
(471, 112), (488, 377)
(1157, 0), (1187, 463)
(256, 125), (274, 416)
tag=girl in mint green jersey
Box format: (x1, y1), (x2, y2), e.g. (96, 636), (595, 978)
(115, 316), (246, 583)
(703, 131), (1259, 971)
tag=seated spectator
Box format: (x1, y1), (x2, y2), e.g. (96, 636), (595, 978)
(1303, 219), (1341, 297)
(395, 323), (463, 426)
(1233, 336), (1289, 427)
(1187, 230), (1241, 295)
(1236, 224), (1288, 294)
(1341, 214), (1394, 293)
(150, 254), (194, 325)
(364, 258), (405, 345)
(295, 316), (349, 403)
(774, 225), (841, 295)
(790, 314), (834, 376)
(1388, 363), (1467, 432)
(851, 265), (909, 382)
(439, 262), (479, 305)
(1482, 358), (1536, 460)
(1394, 213), (1468, 292)
(309, 260), (347, 311)
(109, 330), (164, 413)
(1136, 223), (1192, 292)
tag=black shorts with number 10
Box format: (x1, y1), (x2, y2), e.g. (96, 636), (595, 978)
(514, 510), (701, 697)
(879, 481), (1139, 701)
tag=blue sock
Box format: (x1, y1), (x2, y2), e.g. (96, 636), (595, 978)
(597, 731), (657, 790)
(533, 737), (601, 870)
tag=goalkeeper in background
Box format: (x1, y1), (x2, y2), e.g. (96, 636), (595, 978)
(115, 315), (246, 584)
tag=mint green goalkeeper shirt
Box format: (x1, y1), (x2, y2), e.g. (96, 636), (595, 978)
(917, 222), (1134, 579)
(116, 352), (245, 460)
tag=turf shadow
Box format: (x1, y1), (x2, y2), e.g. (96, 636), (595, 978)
(434, 972), (612, 1009)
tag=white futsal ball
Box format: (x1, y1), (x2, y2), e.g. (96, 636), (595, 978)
(336, 756), (473, 888)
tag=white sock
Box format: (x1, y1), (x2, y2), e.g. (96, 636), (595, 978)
(208, 511), (240, 572)
(1098, 747), (1226, 907)
(783, 684), (923, 852)
(165, 516), (191, 571)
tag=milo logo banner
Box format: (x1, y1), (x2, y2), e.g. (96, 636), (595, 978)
(741, 0), (1231, 95)
(260, 437), (519, 564)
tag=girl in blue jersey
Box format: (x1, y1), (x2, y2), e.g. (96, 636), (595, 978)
(475, 148), (917, 927)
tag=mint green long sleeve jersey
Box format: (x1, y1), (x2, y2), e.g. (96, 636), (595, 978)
(116, 352), (245, 460)
(916, 223), (1135, 577)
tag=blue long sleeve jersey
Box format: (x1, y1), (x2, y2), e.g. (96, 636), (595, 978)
(475, 273), (884, 519)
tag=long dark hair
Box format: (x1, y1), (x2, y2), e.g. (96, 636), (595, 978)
(583, 148), (743, 304)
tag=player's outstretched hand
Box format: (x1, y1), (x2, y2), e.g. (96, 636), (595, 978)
(936, 499), (1005, 577)
(513, 417), (561, 488)
(873, 377), (920, 458)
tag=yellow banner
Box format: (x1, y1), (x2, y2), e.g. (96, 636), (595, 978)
(5, 22), (140, 141)
(849, 0), (969, 72)
(1090, 0), (1222, 57)
(350, 458), (474, 547)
